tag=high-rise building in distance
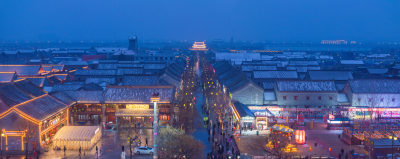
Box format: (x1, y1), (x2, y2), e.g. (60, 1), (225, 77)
(128, 36), (138, 52)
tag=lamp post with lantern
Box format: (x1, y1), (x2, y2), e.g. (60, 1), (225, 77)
(389, 133), (398, 159)
(150, 93), (160, 159)
(1, 132), (4, 158)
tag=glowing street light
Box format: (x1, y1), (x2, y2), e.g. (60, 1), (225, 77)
(150, 93), (160, 159)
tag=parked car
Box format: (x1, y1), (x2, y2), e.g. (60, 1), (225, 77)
(134, 146), (154, 155)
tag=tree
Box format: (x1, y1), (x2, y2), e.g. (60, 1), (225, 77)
(18, 121), (38, 158)
(157, 125), (204, 159)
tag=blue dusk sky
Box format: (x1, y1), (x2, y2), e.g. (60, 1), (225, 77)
(0, 0), (399, 42)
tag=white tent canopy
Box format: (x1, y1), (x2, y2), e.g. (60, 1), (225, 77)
(52, 126), (101, 150)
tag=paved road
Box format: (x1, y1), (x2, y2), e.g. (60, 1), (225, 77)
(295, 130), (368, 158)
(192, 60), (212, 157)
(193, 87), (212, 155)
(38, 130), (153, 159)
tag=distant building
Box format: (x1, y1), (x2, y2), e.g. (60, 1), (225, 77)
(321, 40), (348, 45)
(128, 36), (138, 52)
(190, 41), (208, 51)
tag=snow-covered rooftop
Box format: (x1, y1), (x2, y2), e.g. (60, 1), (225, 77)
(253, 71), (298, 79)
(104, 85), (174, 103)
(349, 79), (400, 93)
(276, 80), (336, 92)
(309, 71), (353, 80)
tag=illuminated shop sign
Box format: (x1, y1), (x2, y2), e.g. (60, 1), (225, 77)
(348, 108), (400, 112)
(126, 104), (149, 110)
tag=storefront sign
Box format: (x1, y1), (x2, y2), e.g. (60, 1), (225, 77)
(348, 108), (400, 112)
(126, 104), (149, 110)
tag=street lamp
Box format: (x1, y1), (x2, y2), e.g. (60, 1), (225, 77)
(1, 133), (4, 158)
(150, 93), (160, 159)
(389, 135), (398, 159)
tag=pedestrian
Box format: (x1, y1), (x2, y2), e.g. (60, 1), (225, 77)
(145, 138), (148, 146)
(121, 146), (126, 159)
(63, 145), (66, 156)
(96, 146), (98, 157)
(33, 150), (37, 159)
(79, 146), (82, 157)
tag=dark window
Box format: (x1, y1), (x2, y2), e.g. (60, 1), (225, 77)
(380, 98), (384, 102)
(294, 96), (298, 100)
(318, 96), (322, 100)
(283, 96), (287, 100)
(358, 98), (361, 102)
(393, 98), (396, 102)
(368, 98), (372, 102)
(329, 96), (333, 100)
(306, 96), (310, 100)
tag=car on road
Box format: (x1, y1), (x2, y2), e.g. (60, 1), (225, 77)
(134, 146), (154, 155)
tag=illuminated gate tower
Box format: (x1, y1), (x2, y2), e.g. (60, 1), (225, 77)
(190, 41), (208, 51)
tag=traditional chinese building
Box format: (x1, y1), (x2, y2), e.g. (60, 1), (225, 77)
(0, 80), (73, 151)
(190, 41), (208, 51)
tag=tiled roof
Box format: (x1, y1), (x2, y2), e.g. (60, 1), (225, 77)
(121, 76), (160, 86)
(51, 83), (84, 92)
(0, 72), (15, 83)
(241, 65), (277, 71)
(0, 79), (46, 111)
(0, 111), (36, 129)
(75, 69), (120, 76)
(97, 64), (118, 70)
(50, 92), (76, 106)
(16, 95), (67, 120)
(143, 64), (166, 70)
(262, 81), (275, 90)
(309, 71), (353, 80)
(58, 61), (88, 66)
(367, 68), (388, 74)
(80, 83), (104, 91)
(160, 59), (186, 84)
(13, 79), (47, 96)
(213, 61), (260, 92)
(232, 101), (255, 118)
(0, 83), (32, 107)
(118, 68), (144, 75)
(104, 86), (174, 103)
(64, 90), (103, 103)
(277, 80), (336, 92)
(85, 78), (116, 85)
(288, 61), (319, 66)
(253, 71), (298, 79)
(349, 79), (400, 93)
(340, 60), (364, 65)
(0, 65), (40, 76)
